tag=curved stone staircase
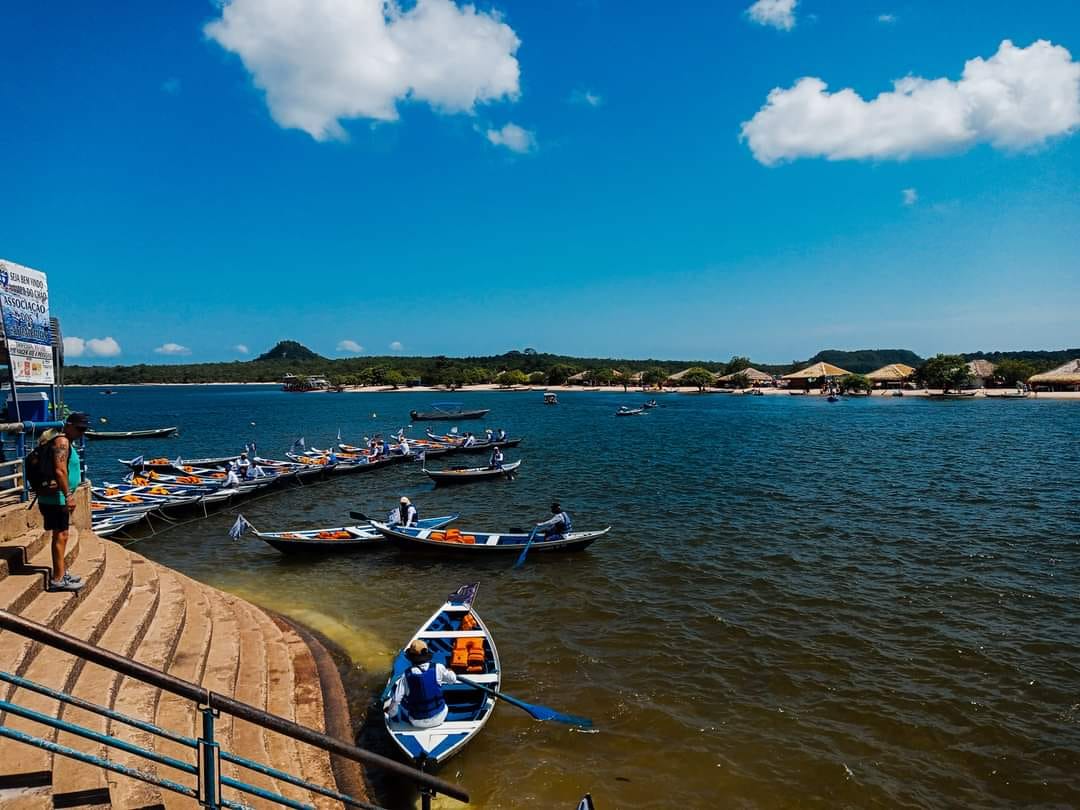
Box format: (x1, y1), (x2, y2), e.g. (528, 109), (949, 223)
(0, 489), (363, 809)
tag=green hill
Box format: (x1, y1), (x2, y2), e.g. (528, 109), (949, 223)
(254, 340), (324, 362)
(803, 349), (925, 374)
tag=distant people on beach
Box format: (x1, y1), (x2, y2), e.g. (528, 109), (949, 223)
(384, 640), (458, 728)
(38, 413), (90, 592)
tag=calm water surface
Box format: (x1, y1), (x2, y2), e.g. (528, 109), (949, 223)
(69, 386), (1080, 809)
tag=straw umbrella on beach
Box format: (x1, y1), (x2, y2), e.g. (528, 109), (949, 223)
(781, 362), (850, 391)
(1028, 359), (1080, 391)
(866, 363), (916, 389)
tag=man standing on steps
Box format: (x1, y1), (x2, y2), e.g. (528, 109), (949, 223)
(38, 412), (89, 592)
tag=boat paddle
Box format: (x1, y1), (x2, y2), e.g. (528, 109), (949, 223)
(512, 526), (539, 570)
(457, 675), (593, 728)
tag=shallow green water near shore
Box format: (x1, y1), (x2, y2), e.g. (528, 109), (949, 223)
(71, 385), (1080, 809)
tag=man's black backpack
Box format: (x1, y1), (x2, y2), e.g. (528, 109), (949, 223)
(24, 436), (59, 496)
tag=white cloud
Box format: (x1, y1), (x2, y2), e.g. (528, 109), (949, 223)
(233, 344), (249, 354)
(901, 187), (918, 206)
(485, 122), (536, 153)
(877, 13), (897, 24)
(63, 336), (122, 358)
(154, 343), (191, 356)
(389, 341), (404, 352)
(337, 339), (364, 353)
(569, 88), (604, 107)
(747, 0), (797, 31)
(205, 0), (522, 141)
(741, 39), (1080, 165)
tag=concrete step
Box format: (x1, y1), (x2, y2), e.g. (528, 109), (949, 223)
(0, 529), (93, 706)
(52, 554), (161, 806)
(109, 564), (189, 810)
(0, 535), (133, 786)
(0, 526), (83, 621)
(0, 529), (48, 581)
(280, 620), (339, 810)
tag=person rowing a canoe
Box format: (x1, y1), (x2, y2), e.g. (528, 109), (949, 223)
(383, 639), (459, 728)
(387, 496), (419, 527)
(535, 501), (573, 541)
(462, 432), (477, 448)
(488, 446), (504, 470)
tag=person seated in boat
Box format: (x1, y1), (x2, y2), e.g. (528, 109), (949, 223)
(388, 496), (418, 527)
(384, 640), (458, 728)
(327, 447), (337, 464)
(462, 432), (477, 448)
(496, 428), (507, 442)
(489, 446), (504, 470)
(368, 438), (382, 459)
(535, 501), (572, 541)
(237, 452), (251, 478)
(223, 465), (241, 489)
(484, 428), (494, 443)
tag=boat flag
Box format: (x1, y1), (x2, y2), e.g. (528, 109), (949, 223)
(131, 455), (144, 467)
(250, 441), (257, 455)
(174, 456), (183, 467)
(577, 795), (595, 810)
(291, 437), (305, 452)
(448, 582), (479, 608)
(336, 427), (342, 443)
(228, 514), (253, 540)
(416, 450), (426, 465)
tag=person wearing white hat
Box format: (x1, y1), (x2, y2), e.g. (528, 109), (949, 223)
(383, 639), (458, 728)
(388, 496), (418, 527)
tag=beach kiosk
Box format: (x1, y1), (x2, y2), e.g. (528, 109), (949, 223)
(781, 362), (851, 392)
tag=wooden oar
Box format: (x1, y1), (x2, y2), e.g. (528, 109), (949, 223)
(457, 675), (593, 728)
(512, 526), (539, 570)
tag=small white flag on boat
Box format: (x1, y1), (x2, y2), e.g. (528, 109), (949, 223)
(228, 514), (253, 540)
(337, 427), (342, 443)
(174, 456), (183, 467)
(291, 437), (305, 452)
(448, 582), (479, 608)
(577, 794), (595, 810)
(131, 455), (144, 467)
(250, 441), (257, 454)
(416, 450), (426, 464)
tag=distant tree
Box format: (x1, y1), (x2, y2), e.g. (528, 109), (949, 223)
(591, 368), (616, 386)
(730, 371), (751, 389)
(528, 371), (546, 385)
(382, 369), (405, 389)
(839, 373), (873, 393)
(723, 356), (751, 376)
(615, 367), (633, 392)
(641, 367), (667, 388)
(992, 358), (1038, 386)
(546, 364), (577, 386)
(496, 370), (528, 387)
(917, 354), (972, 393)
(682, 367), (715, 392)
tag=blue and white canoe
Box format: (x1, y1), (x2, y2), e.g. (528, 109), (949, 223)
(381, 584), (499, 767)
(372, 522), (611, 555)
(244, 514), (459, 554)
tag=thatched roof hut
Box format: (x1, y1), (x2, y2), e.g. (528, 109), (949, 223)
(566, 370), (589, 383)
(782, 362), (850, 380)
(866, 363), (916, 384)
(666, 368), (692, 381)
(716, 367), (773, 385)
(1028, 359), (1080, 390)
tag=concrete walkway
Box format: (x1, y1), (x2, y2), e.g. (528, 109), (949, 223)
(0, 488), (362, 809)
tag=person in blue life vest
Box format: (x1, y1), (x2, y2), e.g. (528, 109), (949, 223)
(387, 496), (418, 527)
(535, 501), (572, 541)
(488, 446), (504, 470)
(384, 639), (458, 728)
(37, 413), (90, 592)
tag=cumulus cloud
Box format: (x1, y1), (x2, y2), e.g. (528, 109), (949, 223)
(901, 187), (918, 206)
(233, 344), (249, 354)
(742, 39), (1080, 165)
(747, 0), (797, 31)
(65, 336), (122, 358)
(205, 0), (522, 141)
(154, 343), (191, 356)
(485, 122), (536, 153)
(389, 341), (404, 352)
(337, 339), (364, 353)
(569, 88), (604, 107)
(877, 13), (897, 24)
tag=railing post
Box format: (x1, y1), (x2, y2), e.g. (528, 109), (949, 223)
(16, 431), (26, 502)
(196, 705), (221, 809)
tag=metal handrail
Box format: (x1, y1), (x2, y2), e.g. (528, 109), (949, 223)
(0, 609), (469, 804)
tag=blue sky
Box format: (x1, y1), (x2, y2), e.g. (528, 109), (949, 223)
(3, 0), (1078, 364)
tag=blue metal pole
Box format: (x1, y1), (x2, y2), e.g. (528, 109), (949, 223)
(198, 706), (221, 810)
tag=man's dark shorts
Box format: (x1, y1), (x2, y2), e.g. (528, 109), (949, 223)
(39, 503), (70, 532)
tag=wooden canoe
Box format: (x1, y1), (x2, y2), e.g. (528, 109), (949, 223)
(252, 515), (458, 554)
(381, 584), (499, 766)
(424, 460), (521, 485)
(87, 427), (179, 440)
(374, 522), (610, 555)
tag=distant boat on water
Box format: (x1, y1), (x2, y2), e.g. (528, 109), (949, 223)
(87, 426), (179, 440)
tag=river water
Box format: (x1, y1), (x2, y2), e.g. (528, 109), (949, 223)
(68, 385), (1080, 809)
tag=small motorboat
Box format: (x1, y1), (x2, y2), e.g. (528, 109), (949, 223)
(381, 583), (499, 767)
(743, 389), (764, 396)
(642, 400), (658, 409)
(87, 427), (179, 440)
(242, 514), (458, 554)
(927, 391), (979, 399)
(827, 394), (840, 402)
(410, 402), (491, 421)
(424, 460), (521, 485)
(544, 392), (558, 405)
(374, 522), (610, 555)
(616, 406), (644, 417)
